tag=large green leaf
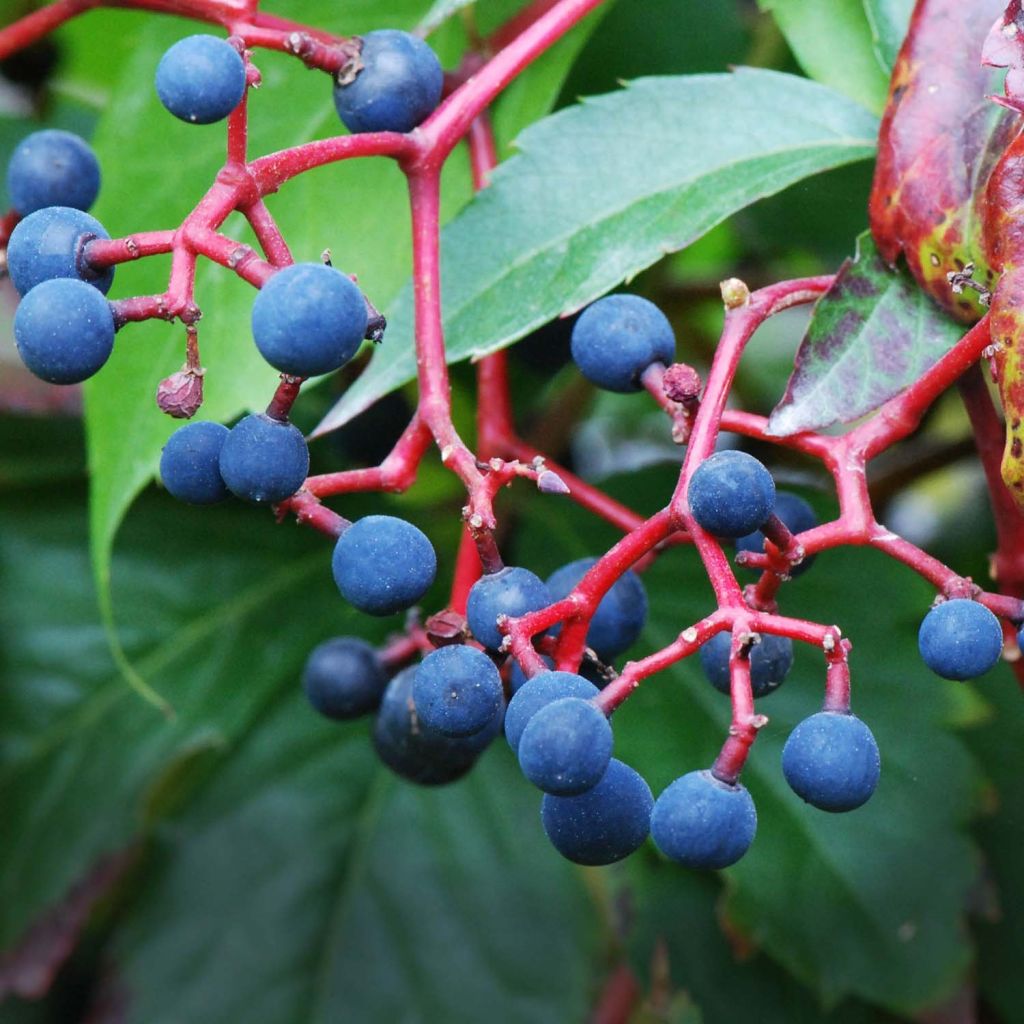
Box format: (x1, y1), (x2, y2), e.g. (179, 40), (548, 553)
(315, 70), (879, 436)
(863, 0), (914, 69)
(758, 0), (891, 114)
(767, 233), (965, 437)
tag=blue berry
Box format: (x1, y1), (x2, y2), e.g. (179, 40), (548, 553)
(6, 130), (100, 215)
(7, 206), (114, 297)
(13, 278), (115, 384)
(509, 656), (554, 694)
(735, 491), (817, 577)
(570, 294), (675, 392)
(650, 770), (757, 869)
(518, 696), (612, 795)
(251, 263), (368, 377)
(687, 450), (775, 538)
(302, 637), (387, 720)
(546, 557), (648, 659)
(466, 565), (551, 651)
(332, 515), (437, 616)
(541, 758), (653, 865)
(160, 421), (230, 505)
(218, 413), (309, 504)
(782, 711), (880, 812)
(333, 30), (443, 134)
(504, 670), (599, 752)
(698, 631), (793, 699)
(918, 598), (1004, 680)
(412, 644), (504, 738)
(155, 35), (246, 124)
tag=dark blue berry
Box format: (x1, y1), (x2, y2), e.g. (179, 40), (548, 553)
(782, 711), (880, 812)
(466, 565), (551, 651)
(698, 631), (793, 699)
(302, 636), (387, 720)
(687, 450), (775, 538)
(504, 670), (599, 752)
(570, 294), (675, 392)
(541, 758), (653, 865)
(546, 557), (648, 659)
(333, 30), (443, 134)
(7, 206), (113, 297)
(735, 491), (817, 577)
(13, 278), (115, 384)
(6, 130), (100, 216)
(218, 413), (309, 504)
(518, 696), (612, 795)
(332, 514), (436, 616)
(251, 263), (368, 377)
(159, 421), (230, 505)
(918, 599), (1003, 680)
(650, 769), (756, 869)
(412, 645), (504, 738)
(155, 35), (246, 124)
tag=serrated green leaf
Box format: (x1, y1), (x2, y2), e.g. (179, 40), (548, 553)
(758, 0), (890, 113)
(862, 0), (914, 70)
(767, 233), (965, 437)
(315, 70), (878, 437)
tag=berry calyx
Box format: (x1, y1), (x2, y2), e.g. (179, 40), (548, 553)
(917, 598), (1004, 680)
(541, 758), (653, 865)
(735, 491), (818, 576)
(698, 631), (793, 698)
(251, 263), (368, 377)
(332, 515), (437, 616)
(650, 769), (757, 869)
(7, 206), (114, 297)
(545, 557), (648, 659)
(517, 696), (612, 795)
(155, 35), (247, 124)
(412, 644), (504, 738)
(160, 421), (231, 505)
(570, 293), (676, 392)
(6, 130), (100, 216)
(333, 30), (444, 134)
(218, 413), (309, 504)
(504, 670), (599, 752)
(687, 450), (776, 538)
(13, 278), (115, 384)
(781, 711), (881, 812)
(302, 637), (388, 720)
(466, 565), (551, 651)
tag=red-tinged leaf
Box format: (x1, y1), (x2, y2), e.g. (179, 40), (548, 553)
(869, 0), (1019, 323)
(768, 233), (964, 436)
(983, 1), (1024, 112)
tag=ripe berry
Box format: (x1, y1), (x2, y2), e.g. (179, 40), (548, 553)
(332, 514), (437, 616)
(251, 263), (368, 377)
(509, 656), (554, 694)
(735, 491), (817, 577)
(570, 294), (675, 392)
(505, 670), (599, 752)
(302, 637), (387, 720)
(698, 631), (793, 699)
(782, 711), (880, 812)
(333, 30), (443, 134)
(541, 758), (653, 865)
(466, 565), (551, 651)
(13, 278), (115, 384)
(218, 413), (309, 504)
(7, 206), (114, 297)
(545, 557), (648, 659)
(159, 421), (230, 505)
(6, 129), (100, 215)
(687, 450), (775, 538)
(155, 35), (247, 124)
(517, 696), (612, 795)
(650, 770), (757, 869)
(412, 644), (503, 738)
(918, 598), (1003, 680)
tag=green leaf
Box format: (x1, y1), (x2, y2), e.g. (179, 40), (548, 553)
(758, 0), (891, 113)
(863, 0), (914, 69)
(315, 70), (878, 436)
(418, 0), (477, 35)
(767, 233), (965, 437)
